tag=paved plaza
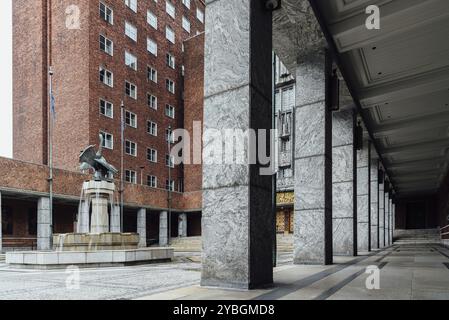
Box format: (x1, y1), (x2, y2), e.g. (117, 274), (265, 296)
(0, 246), (448, 300)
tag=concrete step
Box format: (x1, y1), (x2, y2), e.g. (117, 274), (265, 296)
(0, 254), (6, 262)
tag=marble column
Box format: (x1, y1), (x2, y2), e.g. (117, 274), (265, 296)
(0, 192), (2, 253)
(37, 197), (52, 250)
(392, 203), (395, 244)
(178, 213), (188, 238)
(370, 158), (379, 249)
(159, 211), (168, 246)
(201, 0), (273, 289)
(110, 205), (121, 233)
(357, 140), (370, 253)
(332, 109), (357, 256)
(384, 193), (389, 246)
(294, 51), (333, 265)
(378, 179), (385, 248)
(137, 208), (147, 248)
(389, 198), (393, 246)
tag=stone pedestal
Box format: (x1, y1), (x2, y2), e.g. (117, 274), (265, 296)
(83, 181), (115, 234)
(178, 213), (188, 238)
(37, 197), (52, 251)
(76, 200), (90, 234)
(110, 206), (121, 233)
(357, 141), (370, 253)
(294, 52), (333, 265)
(332, 109), (357, 256)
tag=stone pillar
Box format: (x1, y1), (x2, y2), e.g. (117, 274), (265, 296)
(357, 140), (370, 253)
(0, 192), (2, 253)
(201, 0), (273, 289)
(37, 197), (52, 250)
(378, 179), (385, 248)
(159, 211), (168, 246)
(389, 198), (393, 245)
(294, 51), (333, 265)
(332, 109), (357, 256)
(137, 208), (147, 248)
(110, 205), (121, 233)
(384, 193), (389, 246)
(178, 213), (188, 238)
(370, 158), (379, 249)
(392, 203), (395, 244)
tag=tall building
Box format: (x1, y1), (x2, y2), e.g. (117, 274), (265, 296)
(13, 0), (205, 193)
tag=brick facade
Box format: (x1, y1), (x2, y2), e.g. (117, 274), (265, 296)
(13, 0), (205, 195)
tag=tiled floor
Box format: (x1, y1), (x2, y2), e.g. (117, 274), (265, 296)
(138, 244), (449, 300)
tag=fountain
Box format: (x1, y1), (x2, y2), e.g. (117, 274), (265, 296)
(6, 134), (173, 269)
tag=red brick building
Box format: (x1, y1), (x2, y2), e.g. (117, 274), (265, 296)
(5, 0), (205, 250)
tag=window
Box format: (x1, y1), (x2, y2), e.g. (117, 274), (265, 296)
(165, 26), (175, 44)
(147, 38), (157, 56)
(100, 131), (113, 149)
(125, 81), (137, 99)
(125, 110), (137, 128)
(147, 66), (157, 83)
(147, 148), (157, 162)
(125, 51), (137, 70)
(166, 0), (175, 18)
(166, 79), (175, 94)
(99, 35), (113, 55)
(147, 10), (157, 29)
(125, 140), (137, 156)
(166, 155), (174, 168)
(99, 2), (113, 24)
(182, 16), (190, 33)
(99, 99), (113, 118)
(165, 104), (175, 119)
(182, 0), (190, 9)
(166, 128), (174, 143)
(196, 8), (204, 23)
(125, 170), (137, 184)
(147, 94), (157, 110)
(147, 175), (157, 188)
(178, 179), (184, 193)
(166, 53), (175, 69)
(165, 179), (175, 191)
(99, 67), (113, 87)
(147, 121), (157, 136)
(125, 21), (137, 42)
(125, 0), (137, 12)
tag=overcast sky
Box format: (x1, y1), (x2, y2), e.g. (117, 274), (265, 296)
(0, 0), (12, 158)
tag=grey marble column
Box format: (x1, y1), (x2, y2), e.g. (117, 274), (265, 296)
(392, 203), (395, 244)
(110, 205), (121, 233)
(357, 140), (370, 253)
(159, 211), (168, 246)
(0, 192), (2, 253)
(294, 52), (333, 265)
(178, 213), (188, 238)
(370, 158), (379, 249)
(201, 0), (273, 289)
(137, 208), (147, 248)
(389, 198), (393, 246)
(332, 109), (357, 256)
(37, 197), (52, 250)
(378, 180), (385, 248)
(384, 193), (389, 246)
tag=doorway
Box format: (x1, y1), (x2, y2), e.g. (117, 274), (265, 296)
(406, 202), (426, 229)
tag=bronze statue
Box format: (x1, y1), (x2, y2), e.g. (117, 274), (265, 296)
(79, 134), (118, 181)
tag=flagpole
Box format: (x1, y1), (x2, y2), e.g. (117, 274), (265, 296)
(48, 66), (54, 249)
(120, 101), (125, 233)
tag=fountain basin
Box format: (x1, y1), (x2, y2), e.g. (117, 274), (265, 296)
(5, 247), (174, 269)
(53, 233), (139, 251)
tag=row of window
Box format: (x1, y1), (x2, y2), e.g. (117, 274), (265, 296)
(100, 99), (175, 123)
(124, 170), (180, 192)
(100, 131), (174, 163)
(120, 0), (204, 23)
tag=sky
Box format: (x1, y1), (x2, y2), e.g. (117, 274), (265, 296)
(0, 0), (12, 158)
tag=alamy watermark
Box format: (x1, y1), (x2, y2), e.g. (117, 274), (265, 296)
(365, 265), (380, 290)
(65, 265), (80, 290)
(366, 5), (381, 30)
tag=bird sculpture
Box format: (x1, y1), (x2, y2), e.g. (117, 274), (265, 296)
(79, 134), (118, 181)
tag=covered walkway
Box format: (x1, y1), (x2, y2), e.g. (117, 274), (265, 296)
(139, 243), (449, 300)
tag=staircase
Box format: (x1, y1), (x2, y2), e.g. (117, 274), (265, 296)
(394, 229), (441, 245)
(170, 236), (202, 252)
(277, 234), (293, 252)
(0, 254), (5, 263)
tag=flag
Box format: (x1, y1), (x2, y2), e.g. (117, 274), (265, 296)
(50, 92), (56, 119)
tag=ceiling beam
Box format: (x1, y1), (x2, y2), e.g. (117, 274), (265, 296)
(373, 113), (449, 138)
(381, 138), (449, 156)
(328, 0), (448, 53)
